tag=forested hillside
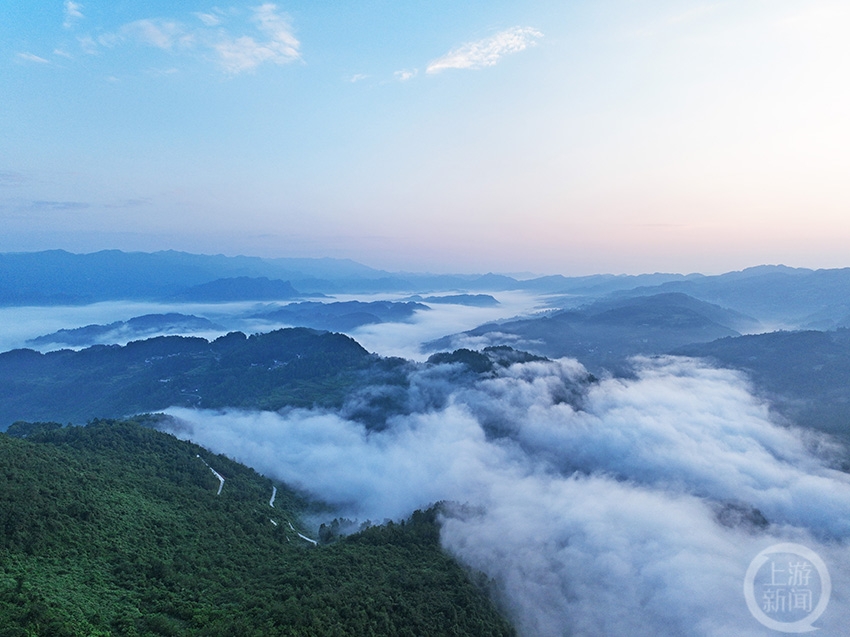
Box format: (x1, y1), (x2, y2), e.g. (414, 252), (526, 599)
(429, 293), (749, 374)
(674, 328), (850, 445)
(0, 328), (385, 427)
(0, 419), (514, 636)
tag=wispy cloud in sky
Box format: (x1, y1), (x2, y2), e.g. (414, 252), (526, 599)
(0, 172), (26, 187)
(195, 12), (222, 28)
(77, 35), (97, 55)
(214, 3), (301, 74)
(30, 200), (90, 211)
(393, 68), (417, 82)
(104, 197), (153, 209)
(63, 1), (84, 30)
(426, 26), (543, 74)
(7, 1), (848, 273)
(64, 3), (299, 75)
(774, 3), (850, 42)
(15, 52), (50, 64)
(117, 19), (191, 50)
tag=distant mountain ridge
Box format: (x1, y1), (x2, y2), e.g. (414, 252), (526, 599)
(23, 299), (436, 349)
(606, 265), (850, 325)
(27, 313), (223, 347)
(407, 294), (500, 307)
(0, 328), (374, 426)
(0, 249), (784, 305)
(4, 251), (850, 332)
(0, 250), (382, 304)
(250, 300), (429, 331)
(170, 276), (302, 302)
(428, 292), (755, 374)
(674, 329), (850, 446)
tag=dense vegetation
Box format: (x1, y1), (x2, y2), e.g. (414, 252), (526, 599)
(0, 329), (379, 427)
(28, 314), (222, 348)
(171, 277), (300, 302)
(250, 301), (429, 332)
(428, 293), (747, 374)
(674, 328), (850, 447)
(0, 419), (514, 636)
(426, 346), (548, 374)
(0, 327), (554, 434)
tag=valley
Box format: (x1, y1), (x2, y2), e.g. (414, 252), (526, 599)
(2, 251), (850, 636)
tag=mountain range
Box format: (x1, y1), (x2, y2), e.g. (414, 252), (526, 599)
(4, 249), (850, 635)
(7, 251), (850, 325)
(428, 292), (757, 374)
(0, 329), (378, 426)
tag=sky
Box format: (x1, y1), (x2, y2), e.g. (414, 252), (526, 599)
(2, 0), (850, 275)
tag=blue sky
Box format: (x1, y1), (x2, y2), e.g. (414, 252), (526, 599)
(2, 1), (849, 274)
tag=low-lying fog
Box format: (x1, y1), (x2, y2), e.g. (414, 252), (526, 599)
(163, 356), (850, 637)
(0, 291), (546, 359)
(4, 291), (848, 635)
(334, 291), (547, 360)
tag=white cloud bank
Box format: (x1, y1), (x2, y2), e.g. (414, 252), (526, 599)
(15, 52), (50, 64)
(71, 3), (300, 75)
(63, 1), (83, 29)
(163, 356), (850, 636)
(117, 19), (190, 50)
(426, 26), (543, 74)
(195, 12), (222, 28)
(393, 68), (418, 82)
(215, 3), (301, 74)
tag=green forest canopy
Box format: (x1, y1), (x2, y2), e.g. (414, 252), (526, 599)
(0, 418), (514, 637)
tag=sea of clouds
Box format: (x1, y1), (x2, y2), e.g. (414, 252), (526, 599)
(0, 291), (544, 358)
(163, 355), (850, 636)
